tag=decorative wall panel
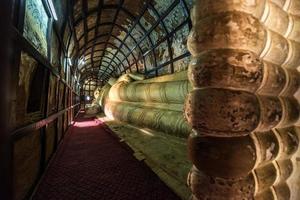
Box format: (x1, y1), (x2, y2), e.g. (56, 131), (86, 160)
(13, 52), (41, 129)
(45, 122), (56, 163)
(50, 30), (60, 68)
(47, 74), (57, 115)
(24, 0), (49, 57)
(13, 130), (41, 200)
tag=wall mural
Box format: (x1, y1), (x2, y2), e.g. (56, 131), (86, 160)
(14, 52), (39, 128)
(50, 29), (60, 68)
(24, 0), (49, 57)
(74, 0), (193, 82)
(47, 74), (57, 115)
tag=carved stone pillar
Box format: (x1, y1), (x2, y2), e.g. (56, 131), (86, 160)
(185, 0), (300, 199)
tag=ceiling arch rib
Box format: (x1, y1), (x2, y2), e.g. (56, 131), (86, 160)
(69, 0), (192, 88)
(100, 24), (146, 72)
(80, 60), (117, 75)
(81, 46), (128, 68)
(67, 0), (81, 75)
(91, 0), (124, 76)
(76, 15), (144, 75)
(80, 69), (108, 80)
(148, 3), (173, 73)
(82, 0), (89, 56)
(105, 17), (191, 81)
(79, 31), (137, 57)
(79, 72), (110, 83)
(101, 0), (176, 79)
(80, 56), (124, 74)
(98, 1), (153, 80)
(79, 41), (131, 72)
(77, 30), (139, 69)
(89, 0), (103, 75)
(76, 8), (146, 54)
(82, 74), (111, 83)
(80, 70), (111, 83)
(81, 75), (99, 83)
(78, 41), (136, 69)
(73, 4), (138, 26)
(80, 55), (123, 72)
(71, 0), (152, 83)
(83, 57), (125, 74)
(80, 68), (112, 77)
(82, 50), (126, 70)
(104, 0), (191, 80)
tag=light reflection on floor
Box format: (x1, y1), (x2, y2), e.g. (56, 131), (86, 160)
(73, 119), (102, 127)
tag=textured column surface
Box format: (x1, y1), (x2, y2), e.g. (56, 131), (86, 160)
(185, 0), (300, 199)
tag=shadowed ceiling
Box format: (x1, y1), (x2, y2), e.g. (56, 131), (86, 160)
(65, 0), (192, 89)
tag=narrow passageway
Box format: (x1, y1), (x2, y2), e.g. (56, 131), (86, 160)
(32, 111), (180, 200)
(3, 0), (300, 199)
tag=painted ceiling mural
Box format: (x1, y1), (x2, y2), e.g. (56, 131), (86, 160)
(22, 0), (193, 94)
(67, 0), (193, 85)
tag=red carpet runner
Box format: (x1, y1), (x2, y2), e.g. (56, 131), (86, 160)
(32, 113), (181, 200)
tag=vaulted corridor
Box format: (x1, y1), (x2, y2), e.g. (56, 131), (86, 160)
(1, 0), (300, 200)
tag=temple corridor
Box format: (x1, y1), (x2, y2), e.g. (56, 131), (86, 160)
(1, 0), (300, 200)
(32, 111), (180, 200)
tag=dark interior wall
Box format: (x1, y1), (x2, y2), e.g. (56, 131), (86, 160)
(0, 0), (13, 199)
(9, 0), (80, 199)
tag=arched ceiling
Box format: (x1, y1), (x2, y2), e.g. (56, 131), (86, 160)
(66, 0), (192, 86)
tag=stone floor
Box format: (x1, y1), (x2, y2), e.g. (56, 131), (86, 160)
(98, 114), (192, 200)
